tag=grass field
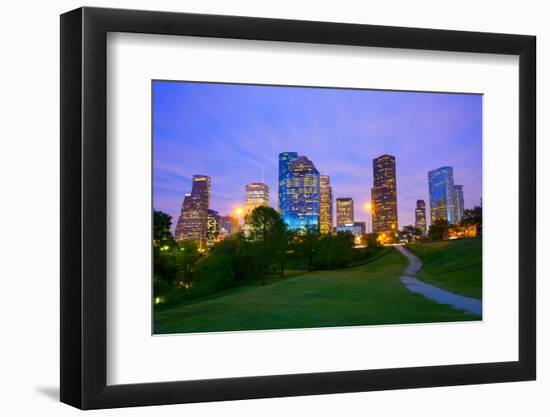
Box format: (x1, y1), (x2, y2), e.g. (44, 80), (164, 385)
(406, 238), (482, 299)
(154, 247), (478, 334)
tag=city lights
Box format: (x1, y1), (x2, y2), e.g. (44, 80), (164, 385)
(171, 153), (470, 247)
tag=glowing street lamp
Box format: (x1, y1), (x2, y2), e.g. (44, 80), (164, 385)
(234, 207), (244, 225)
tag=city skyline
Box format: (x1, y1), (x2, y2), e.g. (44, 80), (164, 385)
(154, 81), (482, 232)
(173, 157), (472, 241)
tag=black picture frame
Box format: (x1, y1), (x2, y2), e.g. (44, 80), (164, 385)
(60, 6), (536, 410)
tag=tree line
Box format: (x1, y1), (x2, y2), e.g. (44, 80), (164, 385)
(153, 205), (482, 306)
(153, 206), (375, 306)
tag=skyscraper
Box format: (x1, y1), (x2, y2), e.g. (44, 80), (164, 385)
(206, 209), (220, 245)
(245, 182), (269, 215)
(319, 175), (333, 234)
(454, 185), (464, 223)
(428, 167), (458, 225)
(415, 199), (427, 235)
(336, 198), (354, 226)
(175, 175), (211, 246)
(278, 152), (298, 216)
(371, 154), (398, 233)
(282, 155), (320, 231)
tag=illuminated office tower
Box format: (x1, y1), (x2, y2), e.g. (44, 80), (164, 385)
(336, 198), (354, 226)
(245, 183), (269, 215)
(428, 167), (458, 225)
(278, 152), (298, 216)
(371, 154), (398, 233)
(454, 185), (464, 223)
(175, 175), (211, 246)
(319, 175), (333, 234)
(282, 155), (320, 231)
(206, 209), (220, 245)
(415, 199), (427, 235)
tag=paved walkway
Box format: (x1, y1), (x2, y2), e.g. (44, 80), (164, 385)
(394, 245), (482, 316)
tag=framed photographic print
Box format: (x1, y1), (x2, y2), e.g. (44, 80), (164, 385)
(60, 6), (536, 409)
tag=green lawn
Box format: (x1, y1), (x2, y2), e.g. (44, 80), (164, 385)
(154, 247), (478, 334)
(406, 238), (482, 299)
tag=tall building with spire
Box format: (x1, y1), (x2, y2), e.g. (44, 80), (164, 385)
(428, 166), (457, 225)
(336, 198), (354, 226)
(371, 154), (398, 233)
(282, 155), (320, 231)
(245, 182), (269, 215)
(319, 175), (333, 234)
(278, 152), (298, 216)
(175, 175), (211, 246)
(415, 199), (427, 235)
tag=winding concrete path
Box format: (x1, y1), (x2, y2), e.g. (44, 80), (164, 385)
(394, 245), (482, 317)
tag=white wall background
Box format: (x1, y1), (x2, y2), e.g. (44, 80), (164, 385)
(0, 0), (546, 415)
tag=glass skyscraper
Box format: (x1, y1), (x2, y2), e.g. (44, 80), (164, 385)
(175, 174), (211, 246)
(278, 152), (298, 216)
(281, 155), (320, 231)
(428, 167), (458, 225)
(371, 154), (398, 233)
(319, 175), (333, 234)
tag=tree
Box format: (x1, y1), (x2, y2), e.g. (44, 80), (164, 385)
(153, 240), (199, 296)
(324, 231), (355, 269)
(272, 221), (293, 278)
(365, 233), (381, 248)
(174, 240), (200, 288)
(399, 225), (422, 243)
(245, 206), (286, 284)
(292, 226), (321, 272)
(428, 218), (449, 241)
(153, 210), (175, 247)
(461, 206), (482, 236)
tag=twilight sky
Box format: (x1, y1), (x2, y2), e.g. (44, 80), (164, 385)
(153, 81), (482, 233)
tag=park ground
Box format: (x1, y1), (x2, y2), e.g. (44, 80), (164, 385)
(406, 238), (482, 299)
(154, 238), (482, 334)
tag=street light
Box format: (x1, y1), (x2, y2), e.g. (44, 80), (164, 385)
(234, 207), (244, 225)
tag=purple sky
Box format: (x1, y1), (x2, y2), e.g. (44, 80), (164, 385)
(153, 81), (482, 233)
